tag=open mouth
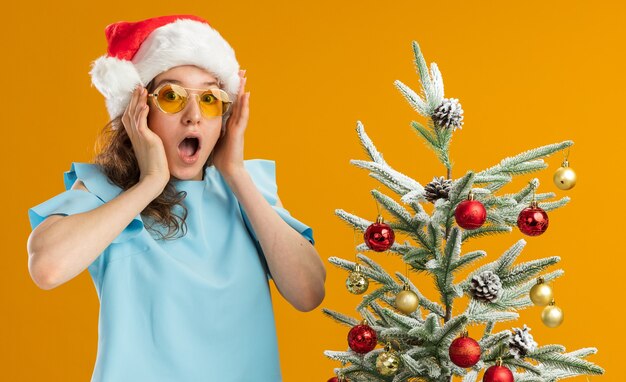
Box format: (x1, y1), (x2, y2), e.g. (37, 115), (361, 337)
(178, 136), (201, 162)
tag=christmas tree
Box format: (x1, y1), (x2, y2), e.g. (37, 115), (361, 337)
(322, 42), (604, 382)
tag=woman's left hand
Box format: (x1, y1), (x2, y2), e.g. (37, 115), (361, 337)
(212, 69), (250, 179)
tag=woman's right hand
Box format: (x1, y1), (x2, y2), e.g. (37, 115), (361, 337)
(121, 85), (170, 195)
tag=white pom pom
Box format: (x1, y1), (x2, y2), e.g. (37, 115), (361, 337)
(89, 56), (142, 119)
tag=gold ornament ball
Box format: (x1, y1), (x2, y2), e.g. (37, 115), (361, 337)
(542, 304), (564, 328)
(346, 265), (369, 295)
(395, 289), (419, 314)
(553, 162), (577, 190)
(375, 350), (401, 376)
(529, 281), (554, 306)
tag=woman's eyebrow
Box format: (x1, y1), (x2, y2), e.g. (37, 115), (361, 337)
(153, 79), (219, 89)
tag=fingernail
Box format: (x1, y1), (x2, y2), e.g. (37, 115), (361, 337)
(242, 69), (247, 75)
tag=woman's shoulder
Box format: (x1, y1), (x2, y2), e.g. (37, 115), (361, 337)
(243, 159), (275, 173)
(70, 179), (89, 192)
(243, 158), (277, 182)
(242, 159), (277, 179)
(241, 159), (278, 204)
(64, 162), (124, 202)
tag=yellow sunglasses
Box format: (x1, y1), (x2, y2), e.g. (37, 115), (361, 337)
(148, 83), (232, 118)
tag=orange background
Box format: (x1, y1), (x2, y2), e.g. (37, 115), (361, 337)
(4, 0), (624, 380)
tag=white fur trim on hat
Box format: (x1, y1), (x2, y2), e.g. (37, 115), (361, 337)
(90, 18), (240, 121)
(89, 56), (143, 120)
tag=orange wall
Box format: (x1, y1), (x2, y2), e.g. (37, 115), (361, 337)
(4, 1), (623, 380)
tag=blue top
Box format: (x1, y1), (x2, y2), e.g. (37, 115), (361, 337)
(27, 159), (314, 382)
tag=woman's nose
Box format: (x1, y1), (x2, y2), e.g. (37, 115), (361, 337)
(181, 94), (202, 125)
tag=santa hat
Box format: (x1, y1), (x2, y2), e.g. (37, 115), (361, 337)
(89, 14), (240, 121)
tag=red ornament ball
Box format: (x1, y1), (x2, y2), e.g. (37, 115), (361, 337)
(347, 323), (378, 354)
(448, 336), (481, 368)
(327, 377), (348, 382)
(364, 217), (395, 252)
(517, 203), (549, 236)
(327, 377), (347, 382)
(483, 364), (514, 382)
(454, 199), (487, 230)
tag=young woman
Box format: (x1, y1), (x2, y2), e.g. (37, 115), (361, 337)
(26, 14), (325, 382)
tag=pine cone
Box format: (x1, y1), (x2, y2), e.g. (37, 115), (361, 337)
(432, 98), (464, 131)
(424, 176), (452, 203)
(470, 271), (503, 302)
(509, 324), (538, 359)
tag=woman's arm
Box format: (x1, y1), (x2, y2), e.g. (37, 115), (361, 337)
(27, 178), (164, 290)
(211, 70), (324, 311)
(224, 168), (326, 312)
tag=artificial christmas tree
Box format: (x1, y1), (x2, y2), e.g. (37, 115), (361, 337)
(322, 42), (603, 381)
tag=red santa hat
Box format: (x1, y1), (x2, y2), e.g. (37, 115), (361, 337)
(89, 14), (240, 121)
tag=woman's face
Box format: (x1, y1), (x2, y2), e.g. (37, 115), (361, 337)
(147, 65), (224, 181)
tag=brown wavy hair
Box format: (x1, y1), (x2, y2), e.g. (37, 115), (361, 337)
(92, 77), (230, 241)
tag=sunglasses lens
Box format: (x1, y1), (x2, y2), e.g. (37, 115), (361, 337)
(156, 84), (186, 113)
(154, 84), (231, 117)
(199, 89), (230, 117)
